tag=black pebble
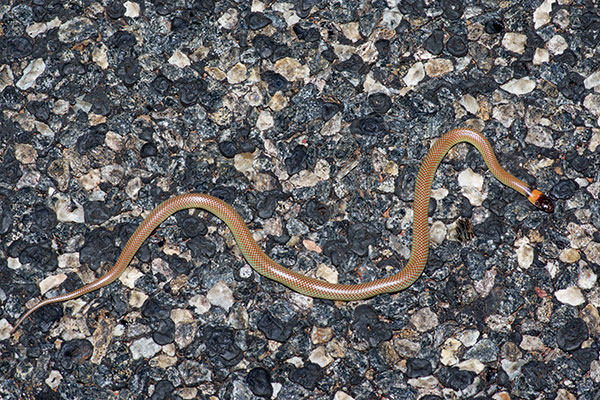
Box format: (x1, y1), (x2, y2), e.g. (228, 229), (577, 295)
(348, 222), (379, 257)
(152, 75), (173, 95)
(406, 358), (432, 378)
(304, 199), (330, 226)
(446, 34), (468, 57)
(550, 179), (577, 200)
(142, 297), (172, 320)
(322, 240), (349, 268)
(246, 367), (273, 398)
(257, 311), (293, 342)
(288, 362), (323, 390)
(26, 100), (50, 122)
(424, 29), (445, 55)
(442, 0), (464, 20)
(140, 142), (158, 157)
(116, 57), (141, 86)
(84, 201), (112, 225)
(262, 71), (290, 94)
(58, 339), (93, 371)
(204, 326), (243, 367)
(556, 318), (588, 352)
(285, 145), (310, 175)
(218, 140), (238, 158)
(247, 12), (272, 30)
(368, 93), (392, 114)
(187, 236), (216, 258)
(177, 79), (207, 106)
(349, 115), (388, 136)
(351, 305), (392, 347)
(293, 24), (321, 42)
(321, 101), (342, 121)
(375, 39), (390, 58)
(152, 318), (175, 345)
(181, 216), (207, 238)
(253, 34), (276, 59)
(106, 1), (125, 19)
(558, 72), (585, 101)
(152, 380), (176, 399)
(485, 18), (504, 34)
(438, 366), (475, 390)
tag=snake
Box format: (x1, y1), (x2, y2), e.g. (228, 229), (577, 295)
(10, 128), (554, 334)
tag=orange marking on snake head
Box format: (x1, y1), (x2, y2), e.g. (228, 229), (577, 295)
(528, 190), (555, 213)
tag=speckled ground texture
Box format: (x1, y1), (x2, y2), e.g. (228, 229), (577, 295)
(1, 0), (600, 399)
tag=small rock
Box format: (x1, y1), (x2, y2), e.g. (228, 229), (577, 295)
(559, 248), (580, 263)
(333, 391), (354, 400)
(578, 267), (597, 290)
(168, 50), (191, 68)
(410, 307), (439, 332)
(124, 1), (140, 17)
(256, 110), (274, 130)
(130, 337), (162, 359)
(58, 16), (96, 43)
(218, 8), (238, 30)
(460, 94), (479, 114)
(554, 286), (585, 306)
(520, 335), (545, 351)
(502, 32), (527, 53)
(227, 62), (247, 84)
(533, 48), (550, 65)
(206, 280), (234, 311)
(517, 243), (534, 269)
(16, 58), (45, 90)
(533, 0), (555, 29)
(583, 94), (600, 116)
(584, 242), (600, 266)
(547, 35), (568, 55)
(464, 338), (499, 363)
(525, 125), (554, 148)
(424, 59), (454, 78)
(457, 329), (480, 347)
(274, 57), (309, 81)
(311, 326), (334, 344)
(309, 346), (334, 367)
(316, 264), (338, 284)
(14, 143), (37, 164)
(403, 62), (425, 86)
(584, 70), (600, 89)
(39, 273), (67, 295)
(440, 338), (461, 366)
(500, 78), (536, 95)
(458, 168), (484, 206)
(189, 294), (211, 314)
(430, 221), (446, 245)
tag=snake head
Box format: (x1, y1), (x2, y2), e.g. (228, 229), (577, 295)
(533, 192), (554, 213)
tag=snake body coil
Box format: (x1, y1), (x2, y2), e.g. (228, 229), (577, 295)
(11, 128), (554, 333)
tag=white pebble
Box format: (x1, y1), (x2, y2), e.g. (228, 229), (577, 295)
(533, 0), (555, 29)
(517, 243), (534, 269)
(502, 33), (527, 54)
(500, 78), (535, 95)
(309, 346), (334, 367)
(554, 286), (585, 306)
(584, 70), (600, 89)
(168, 50), (191, 68)
(546, 35), (568, 55)
(403, 62), (425, 86)
(578, 267), (597, 290)
(207, 280), (234, 311)
(16, 58), (45, 90)
(130, 337), (162, 359)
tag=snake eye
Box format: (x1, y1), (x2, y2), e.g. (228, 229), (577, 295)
(535, 194), (554, 213)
